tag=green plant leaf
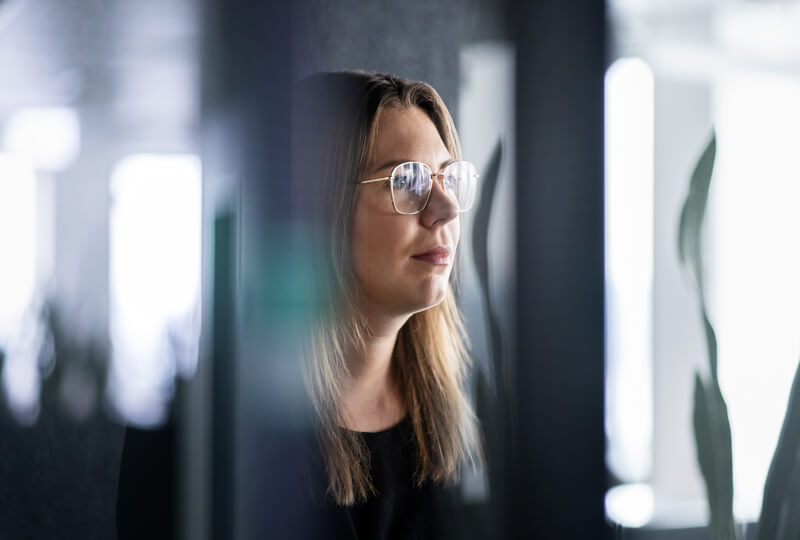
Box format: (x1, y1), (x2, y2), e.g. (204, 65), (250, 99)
(759, 358), (800, 540)
(702, 308), (720, 386)
(680, 132), (736, 539)
(708, 380), (736, 540)
(471, 138), (504, 376)
(678, 132), (716, 298)
(694, 375), (718, 518)
(471, 138), (503, 291)
(776, 449), (800, 540)
(694, 373), (737, 540)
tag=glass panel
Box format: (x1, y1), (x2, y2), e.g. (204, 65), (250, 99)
(0, 1), (202, 537)
(607, 1), (800, 536)
(108, 154), (201, 427)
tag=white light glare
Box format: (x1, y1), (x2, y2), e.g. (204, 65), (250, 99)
(3, 107), (81, 172)
(606, 483), (655, 528)
(0, 154), (37, 341)
(604, 57), (655, 483)
(1, 316), (45, 425)
(0, 153), (40, 423)
(714, 2), (800, 66)
(109, 154), (202, 427)
(712, 69), (800, 521)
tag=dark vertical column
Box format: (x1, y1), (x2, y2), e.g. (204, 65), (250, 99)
(211, 213), (236, 540)
(201, 1), (248, 537)
(203, 1), (317, 539)
(511, 2), (608, 539)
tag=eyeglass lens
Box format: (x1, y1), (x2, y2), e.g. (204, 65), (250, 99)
(390, 161), (477, 214)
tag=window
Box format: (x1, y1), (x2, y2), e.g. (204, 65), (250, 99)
(711, 68), (800, 520)
(604, 57), (656, 527)
(108, 154), (202, 426)
(0, 153), (39, 423)
(608, 0), (800, 527)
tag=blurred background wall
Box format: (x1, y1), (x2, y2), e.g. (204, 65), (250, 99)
(0, 0), (672, 537)
(2, 0), (611, 537)
(201, 1), (516, 538)
(0, 0), (199, 538)
(0, 0), (519, 538)
(605, 1), (800, 535)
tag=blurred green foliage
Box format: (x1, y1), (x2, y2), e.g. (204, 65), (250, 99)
(680, 133), (800, 540)
(679, 132), (737, 540)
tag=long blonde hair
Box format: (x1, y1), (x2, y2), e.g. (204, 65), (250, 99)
(293, 71), (482, 506)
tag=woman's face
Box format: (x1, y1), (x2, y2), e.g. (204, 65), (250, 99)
(351, 105), (460, 324)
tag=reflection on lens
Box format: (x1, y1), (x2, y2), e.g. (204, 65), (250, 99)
(444, 161), (478, 212)
(391, 162), (431, 214)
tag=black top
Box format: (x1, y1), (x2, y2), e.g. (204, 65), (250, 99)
(117, 415), (492, 540)
(302, 415), (490, 540)
(346, 416), (457, 540)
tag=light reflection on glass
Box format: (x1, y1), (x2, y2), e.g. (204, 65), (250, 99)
(3, 107), (80, 172)
(108, 154), (201, 427)
(711, 68), (800, 521)
(604, 57), (655, 485)
(605, 483), (655, 528)
(0, 153), (40, 423)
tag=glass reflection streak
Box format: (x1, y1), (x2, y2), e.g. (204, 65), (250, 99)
(109, 154), (201, 427)
(0, 154), (39, 422)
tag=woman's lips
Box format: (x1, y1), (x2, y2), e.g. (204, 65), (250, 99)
(412, 246), (451, 266)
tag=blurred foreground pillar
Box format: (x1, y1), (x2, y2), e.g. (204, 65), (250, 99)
(511, 1), (609, 539)
(199, 1), (316, 539)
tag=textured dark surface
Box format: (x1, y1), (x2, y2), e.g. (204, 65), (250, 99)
(512, 1), (608, 539)
(293, 0), (509, 125)
(0, 412), (126, 540)
(615, 523), (758, 540)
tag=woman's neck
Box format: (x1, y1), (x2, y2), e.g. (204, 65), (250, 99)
(341, 314), (408, 432)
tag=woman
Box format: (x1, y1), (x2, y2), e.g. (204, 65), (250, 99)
(295, 71), (486, 539)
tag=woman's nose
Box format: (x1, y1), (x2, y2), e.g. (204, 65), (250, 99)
(420, 174), (459, 227)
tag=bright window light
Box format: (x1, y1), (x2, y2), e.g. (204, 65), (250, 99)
(606, 483), (655, 528)
(2, 107), (80, 172)
(0, 154), (36, 340)
(711, 69), (800, 522)
(604, 57), (655, 484)
(109, 154), (202, 427)
(714, 1), (800, 67)
(0, 153), (40, 423)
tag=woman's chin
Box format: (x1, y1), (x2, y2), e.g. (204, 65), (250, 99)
(406, 282), (448, 314)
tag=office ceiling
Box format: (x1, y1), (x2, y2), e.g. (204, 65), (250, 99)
(0, 0), (200, 126)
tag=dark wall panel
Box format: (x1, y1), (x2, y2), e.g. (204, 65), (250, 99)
(512, 1), (608, 539)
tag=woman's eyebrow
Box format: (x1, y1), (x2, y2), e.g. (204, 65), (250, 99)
(438, 158), (456, 170)
(371, 158), (457, 174)
(371, 159), (408, 174)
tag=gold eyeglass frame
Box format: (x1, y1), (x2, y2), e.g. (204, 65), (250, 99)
(358, 160), (478, 215)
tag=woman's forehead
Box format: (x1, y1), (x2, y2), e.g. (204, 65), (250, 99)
(367, 106), (451, 173)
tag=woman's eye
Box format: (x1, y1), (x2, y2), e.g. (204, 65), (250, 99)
(444, 174), (458, 190)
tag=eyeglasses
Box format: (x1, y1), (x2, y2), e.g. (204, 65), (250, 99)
(358, 161), (478, 215)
